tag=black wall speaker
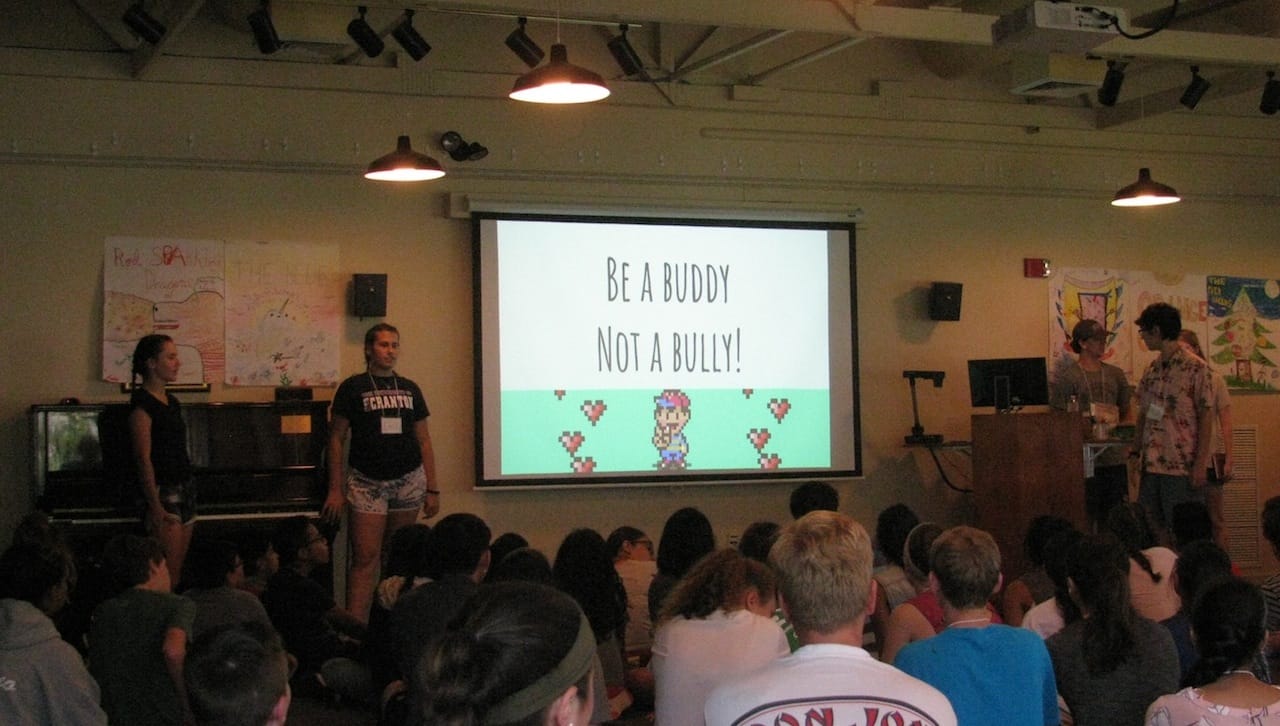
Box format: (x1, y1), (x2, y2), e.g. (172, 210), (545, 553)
(353, 274), (387, 318)
(928, 282), (963, 321)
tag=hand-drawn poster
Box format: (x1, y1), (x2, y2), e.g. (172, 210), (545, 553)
(102, 238), (225, 384)
(1051, 268), (1276, 392)
(1206, 276), (1280, 391)
(224, 241), (341, 387)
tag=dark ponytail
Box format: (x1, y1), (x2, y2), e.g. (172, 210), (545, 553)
(1183, 578), (1266, 688)
(1070, 534), (1138, 676)
(130, 334), (172, 384)
(415, 582), (593, 726)
(1104, 503), (1162, 584)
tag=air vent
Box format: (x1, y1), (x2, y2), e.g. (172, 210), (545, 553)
(1010, 53), (1105, 97)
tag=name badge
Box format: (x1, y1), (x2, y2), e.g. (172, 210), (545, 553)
(1146, 402), (1165, 421)
(381, 417), (403, 435)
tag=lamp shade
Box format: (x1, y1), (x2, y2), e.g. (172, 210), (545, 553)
(364, 135), (445, 182)
(1111, 168), (1180, 207)
(510, 43), (610, 104)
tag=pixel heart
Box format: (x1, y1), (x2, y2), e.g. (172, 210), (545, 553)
(758, 453), (781, 469)
(559, 431), (585, 455)
(572, 457), (596, 473)
(768, 398), (791, 423)
(747, 428), (771, 452)
(554, 389), (566, 400)
(581, 400), (606, 426)
(742, 388), (754, 398)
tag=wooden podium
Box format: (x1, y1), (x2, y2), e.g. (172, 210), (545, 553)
(972, 411), (1086, 580)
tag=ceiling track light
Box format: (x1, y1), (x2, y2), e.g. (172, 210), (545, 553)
(440, 131), (488, 162)
(348, 6), (385, 59)
(1179, 65), (1211, 110)
(1260, 71), (1280, 115)
(607, 24), (645, 77)
(391, 9), (431, 62)
(1111, 168), (1180, 207)
(1097, 60), (1125, 107)
(247, 1), (283, 55)
(505, 17), (544, 68)
(364, 135), (445, 182)
(121, 2), (166, 45)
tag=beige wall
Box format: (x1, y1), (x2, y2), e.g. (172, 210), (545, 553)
(2, 68), (1278, 575)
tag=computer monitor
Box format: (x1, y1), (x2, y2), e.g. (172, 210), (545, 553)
(967, 357), (1049, 411)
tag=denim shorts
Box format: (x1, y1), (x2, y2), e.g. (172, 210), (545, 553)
(346, 465), (426, 514)
(142, 480), (197, 525)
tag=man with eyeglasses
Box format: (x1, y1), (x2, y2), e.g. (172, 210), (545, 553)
(1132, 303), (1214, 542)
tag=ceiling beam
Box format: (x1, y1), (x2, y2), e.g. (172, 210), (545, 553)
(1095, 67), (1266, 128)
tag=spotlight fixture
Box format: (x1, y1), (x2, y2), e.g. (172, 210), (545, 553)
(364, 135), (445, 182)
(505, 17), (544, 68)
(1260, 71), (1280, 115)
(439, 131), (488, 162)
(391, 9), (430, 62)
(511, 43), (610, 104)
(247, 2), (282, 55)
(1111, 168), (1180, 207)
(1097, 60), (1124, 107)
(607, 24), (645, 77)
(347, 6), (385, 59)
(1179, 66), (1211, 110)
(121, 2), (166, 45)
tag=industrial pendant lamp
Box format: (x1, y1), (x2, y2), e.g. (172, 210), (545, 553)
(509, 13), (608, 104)
(1111, 168), (1180, 207)
(364, 135), (445, 182)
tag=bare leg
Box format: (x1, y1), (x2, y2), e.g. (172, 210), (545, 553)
(155, 519), (195, 588)
(346, 510), (389, 623)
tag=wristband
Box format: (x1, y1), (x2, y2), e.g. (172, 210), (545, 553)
(426, 489), (441, 495)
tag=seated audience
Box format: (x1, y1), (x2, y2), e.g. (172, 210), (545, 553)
(554, 528), (632, 721)
(704, 511), (956, 725)
(185, 621), (291, 726)
(1047, 533), (1179, 726)
(262, 516), (370, 703)
(737, 521), (780, 563)
(881, 521), (1004, 663)
(368, 522), (433, 692)
(236, 532), (277, 599)
(1021, 527), (1085, 640)
(788, 480), (839, 519)
(183, 537), (273, 639)
(1145, 578), (1280, 724)
(737, 520), (797, 651)
(389, 513), (490, 684)
(895, 526), (1057, 725)
(648, 507), (715, 623)
(413, 582), (596, 726)
(89, 534), (196, 726)
(0, 536), (107, 725)
(484, 531), (529, 584)
(1002, 515), (1076, 627)
(1107, 502), (1181, 623)
(1263, 496), (1280, 673)
(489, 546), (554, 585)
(880, 521), (943, 664)
(1165, 539), (1234, 681)
(1171, 500), (1216, 551)
(650, 548), (789, 725)
(871, 504), (921, 650)
(608, 525), (657, 655)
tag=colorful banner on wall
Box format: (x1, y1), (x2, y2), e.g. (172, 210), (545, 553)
(1051, 268), (1279, 391)
(103, 237), (341, 386)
